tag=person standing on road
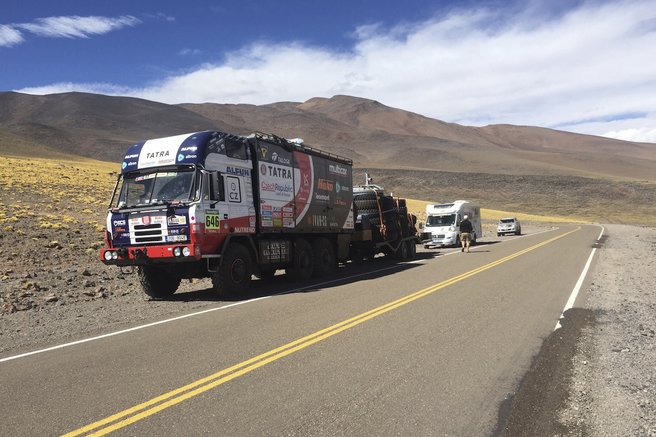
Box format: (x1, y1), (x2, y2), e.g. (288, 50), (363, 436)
(459, 215), (473, 253)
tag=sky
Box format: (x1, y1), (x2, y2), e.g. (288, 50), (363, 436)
(2, 0), (656, 143)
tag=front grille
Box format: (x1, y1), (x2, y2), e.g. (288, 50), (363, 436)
(133, 223), (166, 243)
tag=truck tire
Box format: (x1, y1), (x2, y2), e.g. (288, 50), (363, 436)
(407, 240), (417, 259)
(212, 243), (252, 297)
(286, 238), (313, 281)
(312, 238), (336, 277)
(395, 239), (409, 260)
(138, 266), (180, 298)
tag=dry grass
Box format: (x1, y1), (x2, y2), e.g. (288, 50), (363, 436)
(0, 155), (118, 236)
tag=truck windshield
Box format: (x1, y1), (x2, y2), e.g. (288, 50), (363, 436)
(426, 214), (456, 226)
(116, 169), (197, 208)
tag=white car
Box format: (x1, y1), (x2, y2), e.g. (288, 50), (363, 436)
(497, 217), (521, 236)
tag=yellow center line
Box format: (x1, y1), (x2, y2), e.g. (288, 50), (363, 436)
(64, 227), (579, 436)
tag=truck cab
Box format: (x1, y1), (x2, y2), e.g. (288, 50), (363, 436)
(101, 131), (255, 267)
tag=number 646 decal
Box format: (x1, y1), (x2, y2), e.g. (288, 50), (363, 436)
(205, 211), (220, 229)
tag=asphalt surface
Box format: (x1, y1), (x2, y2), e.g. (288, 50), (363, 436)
(0, 225), (601, 436)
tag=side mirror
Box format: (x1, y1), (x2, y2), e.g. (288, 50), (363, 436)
(418, 222), (424, 229)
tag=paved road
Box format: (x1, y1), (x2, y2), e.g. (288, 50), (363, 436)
(0, 225), (601, 436)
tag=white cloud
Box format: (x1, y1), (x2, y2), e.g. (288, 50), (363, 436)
(15, 1), (656, 142)
(16, 15), (140, 39)
(0, 24), (23, 47)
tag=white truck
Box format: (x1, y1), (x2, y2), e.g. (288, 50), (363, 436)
(423, 200), (482, 248)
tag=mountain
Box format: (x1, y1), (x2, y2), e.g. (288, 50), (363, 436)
(1, 91), (655, 181)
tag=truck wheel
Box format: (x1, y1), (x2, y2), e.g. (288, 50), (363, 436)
(286, 238), (313, 281)
(138, 266), (180, 298)
(395, 239), (409, 260)
(312, 238), (336, 277)
(213, 243), (252, 297)
(407, 240), (417, 259)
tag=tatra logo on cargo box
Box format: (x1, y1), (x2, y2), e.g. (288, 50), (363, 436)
(317, 179), (334, 191)
(265, 165), (292, 179)
(329, 164), (348, 176)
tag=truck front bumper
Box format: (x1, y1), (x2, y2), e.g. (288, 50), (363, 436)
(100, 244), (200, 266)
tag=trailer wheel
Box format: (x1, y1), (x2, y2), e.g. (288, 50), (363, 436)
(138, 266), (180, 298)
(212, 243), (252, 297)
(312, 238), (336, 277)
(395, 239), (409, 260)
(286, 238), (313, 281)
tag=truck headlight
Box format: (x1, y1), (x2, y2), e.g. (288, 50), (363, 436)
(104, 251), (113, 261)
(182, 247), (191, 257)
(173, 247), (182, 257)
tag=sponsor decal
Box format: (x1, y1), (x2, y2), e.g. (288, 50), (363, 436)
(233, 227), (256, 233)
(314, 193), (330, 201)
(114, 226), (126, 233)
(260, 147), (268, 159)
(335, 182), (349, 193)
(271, 152), (291, 165)
(317, 178), (334, 191)
(113, 219), (126, 226)
(261, 182), (294, 195)
(328, 164), (348, 176)
(226, 166), (250, 177)
(180, 146), (197, 152)
(121, 162), (128, 170)
(124, 154), (139, 159)
(334, 198), (348, 206)
(167, 215), (187, 225)
(260, 163), (267, 175)
(311, 215), (328, 227)
(177, 154), (185, 162)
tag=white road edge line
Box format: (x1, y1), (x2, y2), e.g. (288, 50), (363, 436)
(0, 263), (409, 364)
(554, 225), (605, 331)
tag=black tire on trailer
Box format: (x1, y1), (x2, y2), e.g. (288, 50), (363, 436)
(286, 238), (313, 281)
(354, 198), (378, 211)
(312, 237), (336, 277)
(212, 242), (252, 297)
(138, 266), (180, 298)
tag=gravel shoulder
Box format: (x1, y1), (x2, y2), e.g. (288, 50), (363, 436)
(560, 224), (656, 436)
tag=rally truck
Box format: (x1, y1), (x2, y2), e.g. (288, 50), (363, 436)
(100, 131), (419, 298)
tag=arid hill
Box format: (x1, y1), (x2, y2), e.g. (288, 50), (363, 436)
(1, 91), (654, 181)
